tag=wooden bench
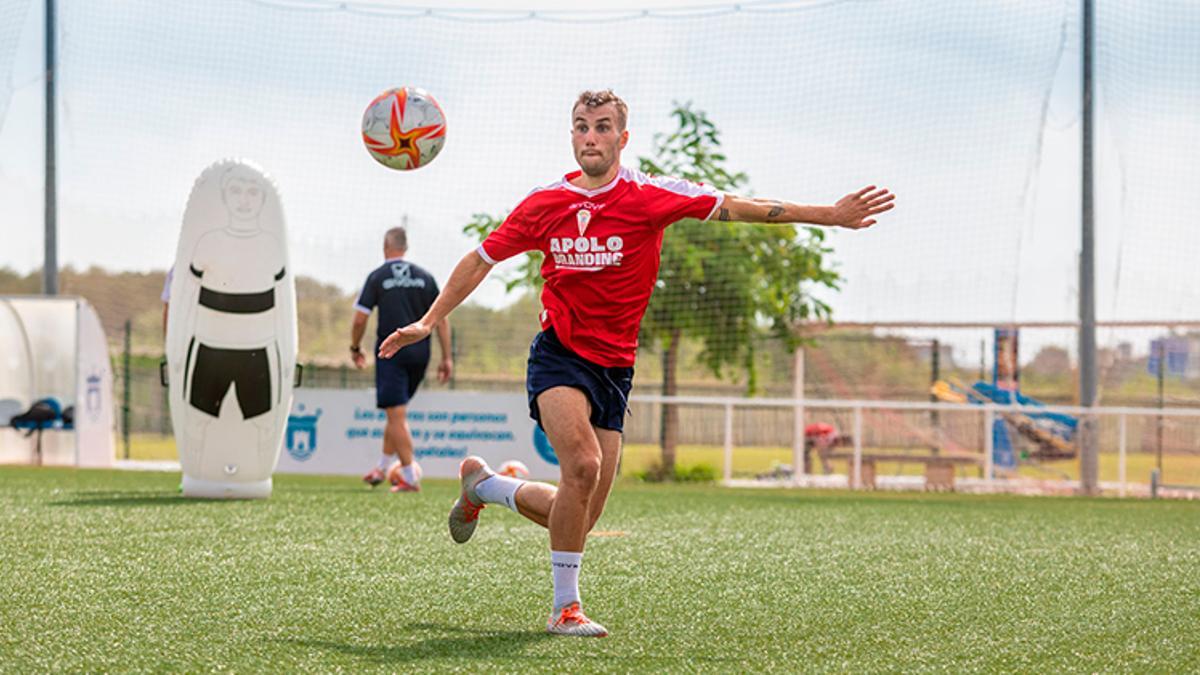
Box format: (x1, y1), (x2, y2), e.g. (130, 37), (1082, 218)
(825, 452), (980, 491)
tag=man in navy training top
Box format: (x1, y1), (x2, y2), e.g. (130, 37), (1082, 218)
(352, 226), (452, 492)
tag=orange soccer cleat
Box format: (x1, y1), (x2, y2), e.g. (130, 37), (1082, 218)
(546, 602), (608, 638)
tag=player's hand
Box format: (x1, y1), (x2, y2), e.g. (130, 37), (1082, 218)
(832, 186), (894, 230)
(378, 321), (431, 359)
(438, 357), (453, 384)
(351, 351), (366, 370)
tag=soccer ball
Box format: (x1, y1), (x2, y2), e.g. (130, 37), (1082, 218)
(361, 87), (447, 170)
(497, 460), (530, 479)
(387, 460), (422, 486)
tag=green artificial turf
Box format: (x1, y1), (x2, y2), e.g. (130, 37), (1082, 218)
(1, 467), (1197, 672)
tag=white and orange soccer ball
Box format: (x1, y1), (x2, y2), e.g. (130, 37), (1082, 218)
(497, 460), (530, 479)
(361, 87), (447, 171)
(387, 460), (422, 486)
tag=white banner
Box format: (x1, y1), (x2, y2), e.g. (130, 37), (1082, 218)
(278, 389), (560, 480)
(75, 300), (115, 468)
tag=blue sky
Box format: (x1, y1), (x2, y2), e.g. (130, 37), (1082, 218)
(1, 0), (1197, 360)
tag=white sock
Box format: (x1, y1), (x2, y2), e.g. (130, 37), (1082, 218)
(377, 454), (393, 471)
(551, 551), (583, 610)
(474, 474), (524, 513)
(401, 463), (418, 485)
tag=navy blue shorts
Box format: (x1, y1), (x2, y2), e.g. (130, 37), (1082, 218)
(527, 327), (634, 433)
(375, 356), (427, 409)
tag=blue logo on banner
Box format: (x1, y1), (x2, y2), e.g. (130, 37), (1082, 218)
(533, 425), (558, 465)
(286, 404), (322, 461)
(85, 373), (102, 421)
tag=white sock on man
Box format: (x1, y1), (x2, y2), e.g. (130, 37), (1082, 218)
(401, 463), (418, 486)
(474, 474), (524, 512)
(377, 453), (393, 471)
(551, 550), (583, 610)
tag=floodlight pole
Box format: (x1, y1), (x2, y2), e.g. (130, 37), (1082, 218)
(1078, 0), (1099, 494)
(42, 0), (58, 296)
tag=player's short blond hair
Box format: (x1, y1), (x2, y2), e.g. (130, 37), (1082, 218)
(573, 90), (628, 130)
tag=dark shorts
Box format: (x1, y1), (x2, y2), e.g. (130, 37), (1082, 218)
(189, 343), (272, 419)
(375, 356), (427, 409)
(527, 327), (634, 433)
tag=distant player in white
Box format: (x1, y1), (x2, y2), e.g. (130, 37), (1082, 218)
(380, 90), (894, 636)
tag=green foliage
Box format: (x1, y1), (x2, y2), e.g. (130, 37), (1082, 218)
(632, 461), (718, 483)
(639, 102), (840, 392)
(639, 103), (748, 191)
(674, 462), (717, 482)
(450, 294), (542, 378)
(462, 213), (544, 294)
(0, 267), (40, 294)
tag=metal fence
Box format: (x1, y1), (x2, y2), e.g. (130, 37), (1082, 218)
(114, 353), (1200, 496)
(632, 394), (1200, 496)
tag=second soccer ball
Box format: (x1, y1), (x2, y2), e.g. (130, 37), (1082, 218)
(497, 460), (530, 479)
(387, 460), (423, 486)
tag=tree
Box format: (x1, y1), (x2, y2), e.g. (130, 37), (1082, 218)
(638, 103), (840, 476)
(1029, 345), (1071, 378)
(462, 102), (842, 477)
(462, 213), (543, 295)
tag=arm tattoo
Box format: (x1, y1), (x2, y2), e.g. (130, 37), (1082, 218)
(759, 199), (785, 221)
(717, 208), (731, 221)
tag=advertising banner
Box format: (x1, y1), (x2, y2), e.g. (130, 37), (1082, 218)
(279, 389), (559, 480)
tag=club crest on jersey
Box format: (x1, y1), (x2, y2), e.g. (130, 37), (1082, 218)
(576, 208), (592, 236)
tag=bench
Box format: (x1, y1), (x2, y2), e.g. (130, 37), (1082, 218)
(825, 452), (980, 491)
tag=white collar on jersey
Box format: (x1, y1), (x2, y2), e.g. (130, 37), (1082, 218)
(558, 166), (630, 197)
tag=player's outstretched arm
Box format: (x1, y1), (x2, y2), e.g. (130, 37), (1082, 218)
(377, 250), (491, 359)
(718, 186), (894, 230)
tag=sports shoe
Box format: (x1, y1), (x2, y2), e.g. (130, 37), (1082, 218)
(390, 478), (420, 493)
(546, 602), (608, 637)
(448, 456), (493, 543)
(362, 467), (385, 487)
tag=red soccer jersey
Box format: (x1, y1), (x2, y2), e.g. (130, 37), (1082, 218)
(478, 166), (723, 367)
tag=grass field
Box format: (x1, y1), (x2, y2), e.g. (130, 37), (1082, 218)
(2, 467), (1198, 671)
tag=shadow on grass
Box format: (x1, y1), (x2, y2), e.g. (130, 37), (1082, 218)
(280, 485), (401, 495)
(49, 490), (224, 507)
(48, 485), (436, 506)
(284, 623), (554, 664)
(286, 623), (741, 668)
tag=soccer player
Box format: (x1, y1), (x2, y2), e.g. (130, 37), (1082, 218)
(353, 226), (452, 492)
(378, 90), (894, 635)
